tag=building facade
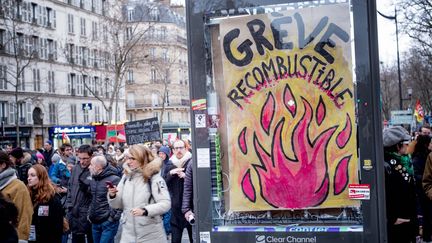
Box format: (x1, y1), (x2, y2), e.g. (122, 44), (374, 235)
(0, 0), (126, 149)
(125, 1), (190, 140)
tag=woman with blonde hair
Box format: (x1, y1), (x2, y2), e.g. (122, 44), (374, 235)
(108, 144), (171, 243)
(27, 164), (64, 243)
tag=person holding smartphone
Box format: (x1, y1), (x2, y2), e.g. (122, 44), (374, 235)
(88, 155), (122, 243)
(108, 144), (170, 243)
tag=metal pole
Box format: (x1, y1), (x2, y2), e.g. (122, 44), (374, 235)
(395, 8), (402, 110)
(377, 7), (402, 110)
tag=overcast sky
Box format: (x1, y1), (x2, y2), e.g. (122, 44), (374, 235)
(376, 0), (411, 66)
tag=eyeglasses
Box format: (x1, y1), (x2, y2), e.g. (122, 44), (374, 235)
(173, 147), (185, 150)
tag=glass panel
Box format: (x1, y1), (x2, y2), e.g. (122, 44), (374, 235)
(204, 0), (362, 232)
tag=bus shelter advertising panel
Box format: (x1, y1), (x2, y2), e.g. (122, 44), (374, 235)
(186, 0), (387, 240)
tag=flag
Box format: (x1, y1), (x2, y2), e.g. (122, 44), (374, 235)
(414, 99), (424, 123)
(62, 132), (70, 144)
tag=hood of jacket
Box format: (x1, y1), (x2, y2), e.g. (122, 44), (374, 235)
(123, 157), (162, 181)
(158, 146), (171, 162)
(0, 167), (18, 190)
(93, 164), (118, 180)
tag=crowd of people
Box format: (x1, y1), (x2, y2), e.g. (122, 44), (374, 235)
(0, 139), (195, 243)
(384, 124), (432, 243)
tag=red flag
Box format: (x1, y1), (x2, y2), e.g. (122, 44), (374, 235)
(414, 99), (424, 123)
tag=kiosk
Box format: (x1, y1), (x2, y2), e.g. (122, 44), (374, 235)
(186, 0), (385, 242)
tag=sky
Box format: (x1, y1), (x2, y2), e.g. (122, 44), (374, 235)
(376, 0), (411, 66)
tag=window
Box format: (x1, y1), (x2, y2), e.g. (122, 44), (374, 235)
(0, 102), (7, 124)
(48, 103), (56, 124)
(18, 68), (25, 91)
(83, 109), (89, 123)
(162, 48), (167, 62)
(161, 27), (167, 40)
(92, 21), (98, 40)
(77, 75), (83, 95)
(179, 69), (182, 84)
(127, 92), (135, 107)
(80, 18), (86, 36)
(103, 25), (107, 42)
(8, 103), (15, 124)
(39, 38), (47, 59)
(41, 7), (48, 26)
(153, 111), (159, 119)
(151, 66), (156, 83)
(150, 47), (155, 58)
(128, 113), (134, 122)
(82, 75), (88, 96)
(68, 14), (74, 34)
(167, 111), (171, 122)
(71, 104), (77, 124)
(127, 8), (134, 21)
(150, 7), (159, 21)
(25, 103), (32, 125)
(0, 65), (7, 90)
(95, 106), (100, 122)
(32, 69), (40, 92)
(151, 93), (159, 106)
(47, 39), (56, 60)
(93, 76), (99, 96)
(127, 70), (134, 83)
(48, 71), (55, 93)
(126, 27), (133, 40)
(68, 73), (76, 94)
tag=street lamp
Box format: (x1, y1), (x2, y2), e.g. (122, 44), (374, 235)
(378, 7), (403, 110)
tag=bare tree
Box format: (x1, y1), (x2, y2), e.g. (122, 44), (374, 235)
(399, 0), (432, 59)
(146, 45), (183, 137)
(380, 62), (399, 120)
(0, 1), (45, 146)
(63, 0), (158, 125)
(402, 48), (432, 114)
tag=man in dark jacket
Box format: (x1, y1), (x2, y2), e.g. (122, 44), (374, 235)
(66, 144), (94, 243)
(9, 147), (33, 184)
(165, 140), (193, 243)
(88, 155), (121, 243)
(42, 140), (54, 168)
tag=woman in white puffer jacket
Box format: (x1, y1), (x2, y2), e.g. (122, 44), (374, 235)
(108, 144), (171, 243)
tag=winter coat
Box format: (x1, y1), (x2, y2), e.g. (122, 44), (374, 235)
(422, 153), (432, 199)
(88, 164), (122, 224)
(181, 162), (193, 215)
(165, 155), (192, 228)
(0, 167), (33, 241)
(159, 146), (171, 180)
(384, 152), (417, 242)
(66, 163), (92, 234)
(29, 194), (63, 243)
(108, 158), (171, 243)
(49, 160), (70, 188)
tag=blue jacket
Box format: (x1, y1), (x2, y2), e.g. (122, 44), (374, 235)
(49, 161), (70, 187)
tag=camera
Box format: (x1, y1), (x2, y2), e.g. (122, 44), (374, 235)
(187, 214), (195, 225)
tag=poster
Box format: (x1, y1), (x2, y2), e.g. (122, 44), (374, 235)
(218, 3), (358, 211)
(124, 118), (160, 145)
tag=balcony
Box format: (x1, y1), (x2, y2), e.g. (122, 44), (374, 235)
(127, 101), (190, 110)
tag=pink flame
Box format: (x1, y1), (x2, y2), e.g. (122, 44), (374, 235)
(238, 127), (248, 154)
(251, 98), (337, 208)
(316, 96), (326, 125)
(241, 169), (256, 202)
(260, 92), (276, 135)
(334, 155), (351, 195)
(336, 114), (352, 148)
(283, 84), (297, 116)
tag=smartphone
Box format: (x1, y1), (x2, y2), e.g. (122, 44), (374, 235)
(105, 181), (114, 188)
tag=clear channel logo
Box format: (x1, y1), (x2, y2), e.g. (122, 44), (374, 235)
(255, 235), (317, 243)
(256, 235), (266, 243)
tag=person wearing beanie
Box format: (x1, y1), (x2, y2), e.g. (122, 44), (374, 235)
(9, 147), (33, 185)
(43, 140), (55, 168)
(158, 145), (172, 239)
(0, 150), (33, 243)
(383, 126), (417, 243)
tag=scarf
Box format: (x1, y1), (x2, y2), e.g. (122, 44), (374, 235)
(0, 167), (18, 190)
(170, 151), (192, 168)
(387, 151), (414, 176)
